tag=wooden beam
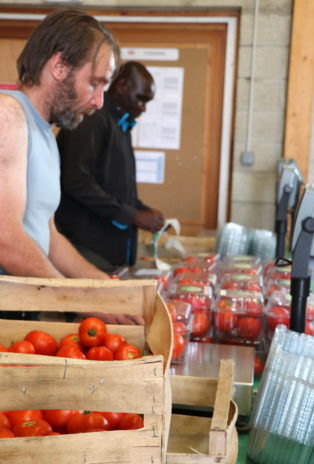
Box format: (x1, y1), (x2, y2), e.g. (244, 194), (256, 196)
(284, 0), (314, 181)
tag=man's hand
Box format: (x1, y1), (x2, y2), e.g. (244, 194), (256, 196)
(133, 209), (164, 233)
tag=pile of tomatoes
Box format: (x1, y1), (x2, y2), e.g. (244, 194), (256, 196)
(0, 317), (142, 361)
(0, 409), (144, 438)
(0, 317), (145, 438)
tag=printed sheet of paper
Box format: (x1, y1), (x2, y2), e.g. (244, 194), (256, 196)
(132, 66), (184, 150)
(134, 150), (165, 184)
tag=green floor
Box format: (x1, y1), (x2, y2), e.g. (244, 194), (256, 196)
(237, 433), (249, 463)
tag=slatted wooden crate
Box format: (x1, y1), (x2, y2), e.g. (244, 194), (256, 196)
(166, 360), (238, 463)
(0, 276), (173, 464)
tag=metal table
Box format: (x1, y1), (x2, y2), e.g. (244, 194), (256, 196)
(169, 342), (255, 415)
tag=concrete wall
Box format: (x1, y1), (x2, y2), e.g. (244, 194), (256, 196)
(0, 0), (295, 231)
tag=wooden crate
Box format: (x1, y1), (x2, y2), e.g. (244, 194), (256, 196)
(166, 360), (238, 463)
(0, 276), (173, 464)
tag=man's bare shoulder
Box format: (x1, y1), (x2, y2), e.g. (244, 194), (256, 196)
(0, 93), (26, 123)
(0, 93), (27, 162)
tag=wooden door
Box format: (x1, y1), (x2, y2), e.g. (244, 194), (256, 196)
(0, 9), (233, 235)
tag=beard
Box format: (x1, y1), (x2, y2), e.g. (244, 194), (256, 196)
(48, 73), (94, 130)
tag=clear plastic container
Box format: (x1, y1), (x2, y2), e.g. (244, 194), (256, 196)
(166, 284), (212, 343)
(247, 326), (314, 464)
(165, 299), (192, 365)
(219, 273), (262, 293)
(118, 267), (172, 293)
(265, 291), (314, 342)
(173, 271), (217, 292)
(217, 258), (263, 279)
(213, 289), (265, 345)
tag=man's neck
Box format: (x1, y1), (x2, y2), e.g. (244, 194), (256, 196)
(19, 84), (50, 123)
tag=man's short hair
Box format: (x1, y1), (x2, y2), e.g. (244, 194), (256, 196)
(17, 8), (120, 86)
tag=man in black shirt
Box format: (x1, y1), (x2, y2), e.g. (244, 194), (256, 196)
(55, 61), (165, 272)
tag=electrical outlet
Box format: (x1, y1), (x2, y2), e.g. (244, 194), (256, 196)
(241, 151), (255, 166)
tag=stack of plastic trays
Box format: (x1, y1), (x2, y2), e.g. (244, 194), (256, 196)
(215, 222), (249, 257)
(248, 229), (276, 260)
(247, 325), (314, 464)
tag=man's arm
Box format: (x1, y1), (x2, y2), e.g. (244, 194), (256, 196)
(48, 217), (109, 279)
(0, 94), (108, 280)
(0, 95), (65, 277)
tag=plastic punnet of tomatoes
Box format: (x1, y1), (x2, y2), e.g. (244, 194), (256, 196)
(217, 256), (263, 280)
(219, 273), (262, 293)
(117, 267), (172, 293)
(263, 263), (291, 287)
(173, 256), (217, 278)
(167, 285), (213, 344)
(173, 271), (217, 293)
(166, 299), (192, 365)
(213, 289), (265, 345)
(264, 277), (291, 300)
(264, 290), (314, 344)
(168, 284), (212, 313)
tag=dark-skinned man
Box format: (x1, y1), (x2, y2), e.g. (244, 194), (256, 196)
(55, 61), (165, 273)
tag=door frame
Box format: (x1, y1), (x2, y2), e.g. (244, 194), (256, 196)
(0, 9), (238, 227)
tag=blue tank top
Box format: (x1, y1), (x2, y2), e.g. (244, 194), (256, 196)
(0, 90), (61, 258)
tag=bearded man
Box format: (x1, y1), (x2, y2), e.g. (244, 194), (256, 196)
(0, 9), (118, 293)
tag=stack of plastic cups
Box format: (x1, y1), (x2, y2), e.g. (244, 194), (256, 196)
(247, 325), (314, 464)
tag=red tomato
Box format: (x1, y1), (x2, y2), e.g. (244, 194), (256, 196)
(245, 299), (263, 316)
(245, 282), (261, 292)
(222, 282), (241, 291)
(192, 312), (209, 337)
(185, 294), (208, 311)
(178, 279), (195, 286)
(267, 306), (290, 332)
(47, 432), (61, 435)
(254, 356), (264, 378)
(98, 412), (125, 430)
(305, 321), (314, 336)
(173, 267), (191, 276)
(0, 343), (7, 352)
(215, 310), (238, 333)
(56, 344), (86, 359)
(0, 427), (15, 438)
(58, 333), (82, 350)
(119, 413), (144, 430)
(79, 317), (107, 347)
(24, 330), (58, 356)
(172, 333), (185, 361)
(42, 410), (79, 432)
(114, 344), (141, 360)
(237, 317), (262, 339)
(13, 419), (53, 437)
(173, 321), (188, 335)
(103, 333), (126, 353)
(0, 413), (10, 429)
(184, 256), (196, 263)
(166, 302), (177, 322)
(86, 346), (114, 361)
(8, 340), (35, 354)
(6, 410), (43, 427)
(66, 412), (109, 434)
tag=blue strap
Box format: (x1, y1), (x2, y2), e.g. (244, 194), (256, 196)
(112, 220), (128, 230)
(118, 113), (137, 133)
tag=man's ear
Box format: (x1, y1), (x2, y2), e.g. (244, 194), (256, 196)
(49, 52), (71, 82)
(115, 78), (130, 95)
